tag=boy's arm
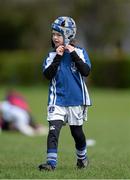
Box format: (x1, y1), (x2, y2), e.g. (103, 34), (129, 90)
(70, 51), (91, 77)
(43, 54), (62, 80)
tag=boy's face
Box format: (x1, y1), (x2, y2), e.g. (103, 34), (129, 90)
(52, 30), (64, 48)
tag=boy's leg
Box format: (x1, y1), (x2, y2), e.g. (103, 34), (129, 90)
(39, 120), (63, 171)
(69, 125), (89, 169)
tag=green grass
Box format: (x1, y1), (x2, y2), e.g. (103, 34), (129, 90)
(0, 85), (130, 179)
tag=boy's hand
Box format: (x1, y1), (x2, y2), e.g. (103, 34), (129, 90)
(56, 45), (65, 56)
(65, 45), (75, 53)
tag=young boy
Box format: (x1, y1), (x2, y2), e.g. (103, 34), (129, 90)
(39, 16), (91, 171)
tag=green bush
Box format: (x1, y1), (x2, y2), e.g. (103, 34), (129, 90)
(0, 51), (43, 85)
(90, 56), (130, 88)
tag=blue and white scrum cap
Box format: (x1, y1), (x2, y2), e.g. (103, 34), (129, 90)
(51, 16), (77, 45)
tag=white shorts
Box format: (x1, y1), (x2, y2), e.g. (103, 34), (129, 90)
(47, 105), (88, 126)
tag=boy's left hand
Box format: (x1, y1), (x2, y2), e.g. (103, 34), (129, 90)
(65, 45), (75, 53)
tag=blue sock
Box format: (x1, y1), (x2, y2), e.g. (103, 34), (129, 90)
(47, 149), (57, 167)
(76, 145), (87, 161)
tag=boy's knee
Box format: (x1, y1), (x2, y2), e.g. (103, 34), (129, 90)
(47, 120), (63, 149)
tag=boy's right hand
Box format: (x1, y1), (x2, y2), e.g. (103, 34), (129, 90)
(56, 45), (64, 56)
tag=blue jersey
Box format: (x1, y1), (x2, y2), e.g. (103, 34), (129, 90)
(43, 47), (91, 106)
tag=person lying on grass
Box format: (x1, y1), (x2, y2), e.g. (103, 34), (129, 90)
(0, 90), (48, 136)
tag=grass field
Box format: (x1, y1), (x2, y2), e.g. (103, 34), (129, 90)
(0, 85), (130, 179)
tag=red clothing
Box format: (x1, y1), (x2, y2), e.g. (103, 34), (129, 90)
(6, 91), (31, 112)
